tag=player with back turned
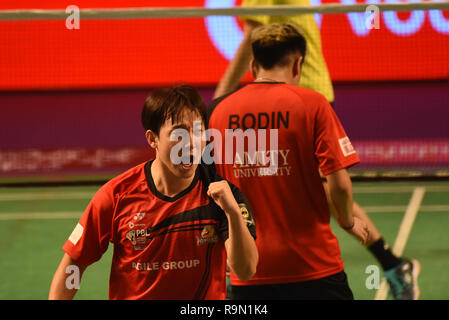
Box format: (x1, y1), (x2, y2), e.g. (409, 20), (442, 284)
(213, 0), (421, 300)
(208, 23), (369, 299)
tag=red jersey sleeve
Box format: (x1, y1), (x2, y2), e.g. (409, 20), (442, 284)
(63, 184), (115, 267)
(314, 98), (360, 176)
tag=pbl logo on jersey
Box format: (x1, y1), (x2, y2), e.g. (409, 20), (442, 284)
(197, 225), (218, 245)
(126, 229), (151, 250)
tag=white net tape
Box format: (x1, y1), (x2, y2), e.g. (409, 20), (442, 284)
(1, 2), (449, 21)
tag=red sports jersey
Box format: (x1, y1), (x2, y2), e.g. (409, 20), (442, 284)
(207, 82), (360, 286)
(63, 161), (255, 299)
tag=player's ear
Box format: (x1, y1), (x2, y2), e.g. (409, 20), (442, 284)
(145, 130), (159, 150)
(292, 55), (302, 78)
(250, 58), (257, 79)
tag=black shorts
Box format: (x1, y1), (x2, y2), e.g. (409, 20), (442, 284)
(230, 271), (354, 300)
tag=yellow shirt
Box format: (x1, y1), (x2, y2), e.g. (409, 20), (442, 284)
(241, 0), (334, 102)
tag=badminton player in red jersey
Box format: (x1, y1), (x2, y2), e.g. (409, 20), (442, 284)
(207, 23), (369, 299)
(48, 85), (258, 300)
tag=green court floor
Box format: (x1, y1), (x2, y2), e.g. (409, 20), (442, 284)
(0, 181), (448, 300)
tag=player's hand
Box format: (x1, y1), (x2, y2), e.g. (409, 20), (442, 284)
(207, 181), (239, 215)
(343, 216), (370, 245)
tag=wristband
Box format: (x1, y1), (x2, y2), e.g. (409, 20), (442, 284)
(341, 221), (355, 230)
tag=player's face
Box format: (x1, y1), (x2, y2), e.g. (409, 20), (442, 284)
(156, 109), (205, 180)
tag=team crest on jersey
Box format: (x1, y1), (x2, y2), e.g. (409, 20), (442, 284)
(196, 225), (218, 245)
(239, 203), (255, 227)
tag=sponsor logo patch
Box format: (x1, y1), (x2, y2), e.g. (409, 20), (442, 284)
(339, 137), (356, 157)
(239, 203), (255, 227)
(133, 212), (146, 221)
(197, 225), (218, 245)
(68, 223), (84, 245)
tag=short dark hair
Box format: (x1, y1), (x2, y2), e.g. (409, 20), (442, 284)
(141, 84), (207, 135)
(251, 23), (307, 70)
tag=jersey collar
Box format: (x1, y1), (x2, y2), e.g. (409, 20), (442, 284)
(249, 81), (285, 84)
(144, 160), (200, 202)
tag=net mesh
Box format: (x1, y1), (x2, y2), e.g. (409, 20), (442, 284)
(0, 1), (448, 183)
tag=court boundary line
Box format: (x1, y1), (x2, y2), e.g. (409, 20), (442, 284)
(0, 192), (95, 201)
(0, 184), (448, 201)
(364, 205), (449, 213)
(374, 187), (426, 300)
(0, 212), (82, 220)
(1, 204), (448, 221)
(353, 185), (449, 193)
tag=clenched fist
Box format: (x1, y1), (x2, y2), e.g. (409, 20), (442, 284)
(207, 181), (239, 214)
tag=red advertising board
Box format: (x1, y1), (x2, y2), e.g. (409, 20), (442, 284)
(0, 0), (448, 90)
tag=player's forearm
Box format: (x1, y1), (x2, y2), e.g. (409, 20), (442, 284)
(330, 188), (353, 228)
(214, 24), (254, 99)
(326, 169), (354, 228)
(225, 206), (258, 281)
(214, 39), (252, 98)
(49, 272), (78, 300)
(49, 253), (85, 300)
